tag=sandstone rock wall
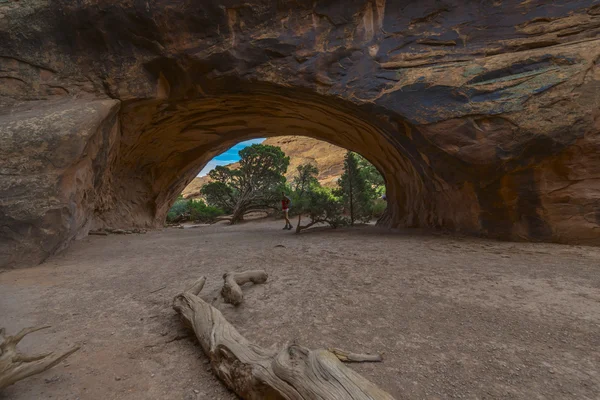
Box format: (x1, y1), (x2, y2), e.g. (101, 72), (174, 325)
(264, 136), (347, 188)
(1, 0), (599, 267)
(0, 99), (120, 267)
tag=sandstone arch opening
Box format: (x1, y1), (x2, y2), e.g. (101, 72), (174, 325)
(178, 135), (389, 226)
(100, 85), (438, 235)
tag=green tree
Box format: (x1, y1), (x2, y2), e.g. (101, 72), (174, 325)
(292, 163), (319, 196)
(201, 144), (290, 224)
(290, 164), (345, 233)
(337, 151), (374, 225)
(295, 186), (345, 232)
(356, 154), (385, 197)
(166, 197), (224, 223)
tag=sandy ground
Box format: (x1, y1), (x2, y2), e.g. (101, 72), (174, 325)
(1, 220), (599, 400)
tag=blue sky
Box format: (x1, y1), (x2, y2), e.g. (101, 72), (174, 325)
(198, 138), (265, 176)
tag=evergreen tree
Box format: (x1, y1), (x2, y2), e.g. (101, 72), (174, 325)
(291, 164), (345, 233)
(292, 163), (319, 197)
(356, 154), (385, 197)
(337, 151), (373, 225)
(201, 144), (289, 224)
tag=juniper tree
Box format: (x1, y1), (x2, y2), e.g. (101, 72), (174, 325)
(290, 164), (345, 233)
(202, 144), (289, 224)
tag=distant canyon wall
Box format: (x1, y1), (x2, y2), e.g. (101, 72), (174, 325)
(182, 136), (346, 199)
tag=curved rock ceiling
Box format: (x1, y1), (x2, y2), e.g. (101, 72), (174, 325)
(1, 1), (599, 267)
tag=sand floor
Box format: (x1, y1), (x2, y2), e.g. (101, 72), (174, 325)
(1, 220), (599, 399)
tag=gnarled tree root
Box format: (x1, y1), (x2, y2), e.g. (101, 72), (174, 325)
(221, 270), (268, 306)
(173, 276), (395, 400)
(0, 326), (79, 389)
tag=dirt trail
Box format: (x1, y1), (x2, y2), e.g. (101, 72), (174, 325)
(1, 221), (599, 399)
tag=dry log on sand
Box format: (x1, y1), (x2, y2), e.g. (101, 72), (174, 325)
(173, 276), (395, 400)
(328, 348), (383, 363)
(221, 270), (268, 305)
(0, 326), (79, 389)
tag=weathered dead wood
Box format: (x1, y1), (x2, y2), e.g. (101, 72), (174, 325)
(329, 348), (383, 363)
(0, 326), (79, 389)
(221, 270), (268, 306)
(173, 276), (395, 400)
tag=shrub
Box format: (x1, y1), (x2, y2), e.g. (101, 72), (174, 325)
(300, 186), (346, 229)
(371, 198), (387, 219)
(291, 164), (347, 232)
(167, 196), (189, 222)
(188, 199), (224, 222)
(166, 198), (224, 223)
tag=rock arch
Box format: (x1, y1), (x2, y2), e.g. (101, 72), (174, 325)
(108, 85), (435, 231)
(1, 0), (599, 267)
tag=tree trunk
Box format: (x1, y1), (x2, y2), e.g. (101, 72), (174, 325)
(349, 176), (354, 226)
(173, 277), (395, 400)
(221, 270), (268, 306)
(295, 214), (302, 233)
(0, 326), (79, 389)
(230, 207), (246, 225)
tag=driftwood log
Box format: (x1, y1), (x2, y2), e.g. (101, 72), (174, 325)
(328, 348), (383, 363)
(0, 326), (79, 389)
(221, 270), (268, 306)
(173, 277), (395, 400)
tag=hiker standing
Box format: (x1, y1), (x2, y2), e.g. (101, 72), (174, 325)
(281, 192), (293, 230)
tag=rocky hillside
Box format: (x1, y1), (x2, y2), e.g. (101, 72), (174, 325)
(182, 136), (346, 199)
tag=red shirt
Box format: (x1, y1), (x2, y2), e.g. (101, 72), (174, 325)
(282, 197), (290, 209)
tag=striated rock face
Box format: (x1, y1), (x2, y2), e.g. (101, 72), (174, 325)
(0, 99), (120, 267)
(1, 0), (600, 267)
(262, 136), (347, 188)
(182, 136), (346, 199)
